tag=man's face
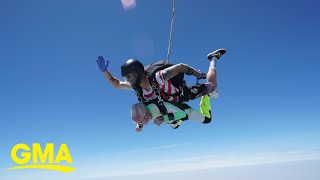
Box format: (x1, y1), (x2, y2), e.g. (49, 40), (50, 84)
(123, 72), (138, 86)
(140, 74), (150, 86)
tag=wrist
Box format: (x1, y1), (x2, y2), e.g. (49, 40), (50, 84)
(195, 71), (202, 78)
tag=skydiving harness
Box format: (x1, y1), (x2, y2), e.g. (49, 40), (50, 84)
(135, 80), (169, 116)
(134, 81), (187, 122)
(134, 60), (191, 121)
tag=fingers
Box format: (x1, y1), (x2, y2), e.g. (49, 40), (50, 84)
(96, 59), (102, 71)
(105, 59), (109, 68)
(97, 56), (104, 61)
(96, 56), (105, 65)
(96, 56), (109, 72)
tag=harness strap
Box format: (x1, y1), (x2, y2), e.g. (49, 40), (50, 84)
(134, 83), (168, 116)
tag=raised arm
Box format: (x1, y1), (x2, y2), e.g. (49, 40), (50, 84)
(96, 56), (132, 90)
(103, 70), (132, 89)
(161, 63), (205, 81)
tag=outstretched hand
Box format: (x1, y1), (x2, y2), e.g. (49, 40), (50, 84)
(96, 56), (109, 72)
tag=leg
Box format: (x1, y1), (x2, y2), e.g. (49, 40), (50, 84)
(199, 95), (212, 124)
(207, 66), (217, 90)
(184, 48), (226, 100)
(183, 108), (206, 123)
(182, 96), (211, 124)
(206, 48), (226, 91)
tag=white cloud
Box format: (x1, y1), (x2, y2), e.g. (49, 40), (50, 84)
(87, 149), (320, 178)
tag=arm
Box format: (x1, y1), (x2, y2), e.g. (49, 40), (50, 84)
(96, 56), (132, 90)
(103, 70), (132, 90)
(161, 63), (203, 81)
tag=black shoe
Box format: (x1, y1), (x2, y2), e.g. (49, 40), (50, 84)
(170, 120), (182, 129)
(207, 48), (227, 60)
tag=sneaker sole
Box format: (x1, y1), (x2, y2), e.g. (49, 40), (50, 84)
(207, 48), (227, 60)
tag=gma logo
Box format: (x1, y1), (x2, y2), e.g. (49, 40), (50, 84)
(8, 143), (75, 173)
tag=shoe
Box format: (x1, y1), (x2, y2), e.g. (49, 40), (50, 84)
(170, 120), (182, 129)
(207, 48), (226, 60)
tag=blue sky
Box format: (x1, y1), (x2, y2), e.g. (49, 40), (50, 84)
(1, 0), (320, 179)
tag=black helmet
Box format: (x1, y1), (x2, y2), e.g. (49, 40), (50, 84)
(121, 59), (144, 87)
